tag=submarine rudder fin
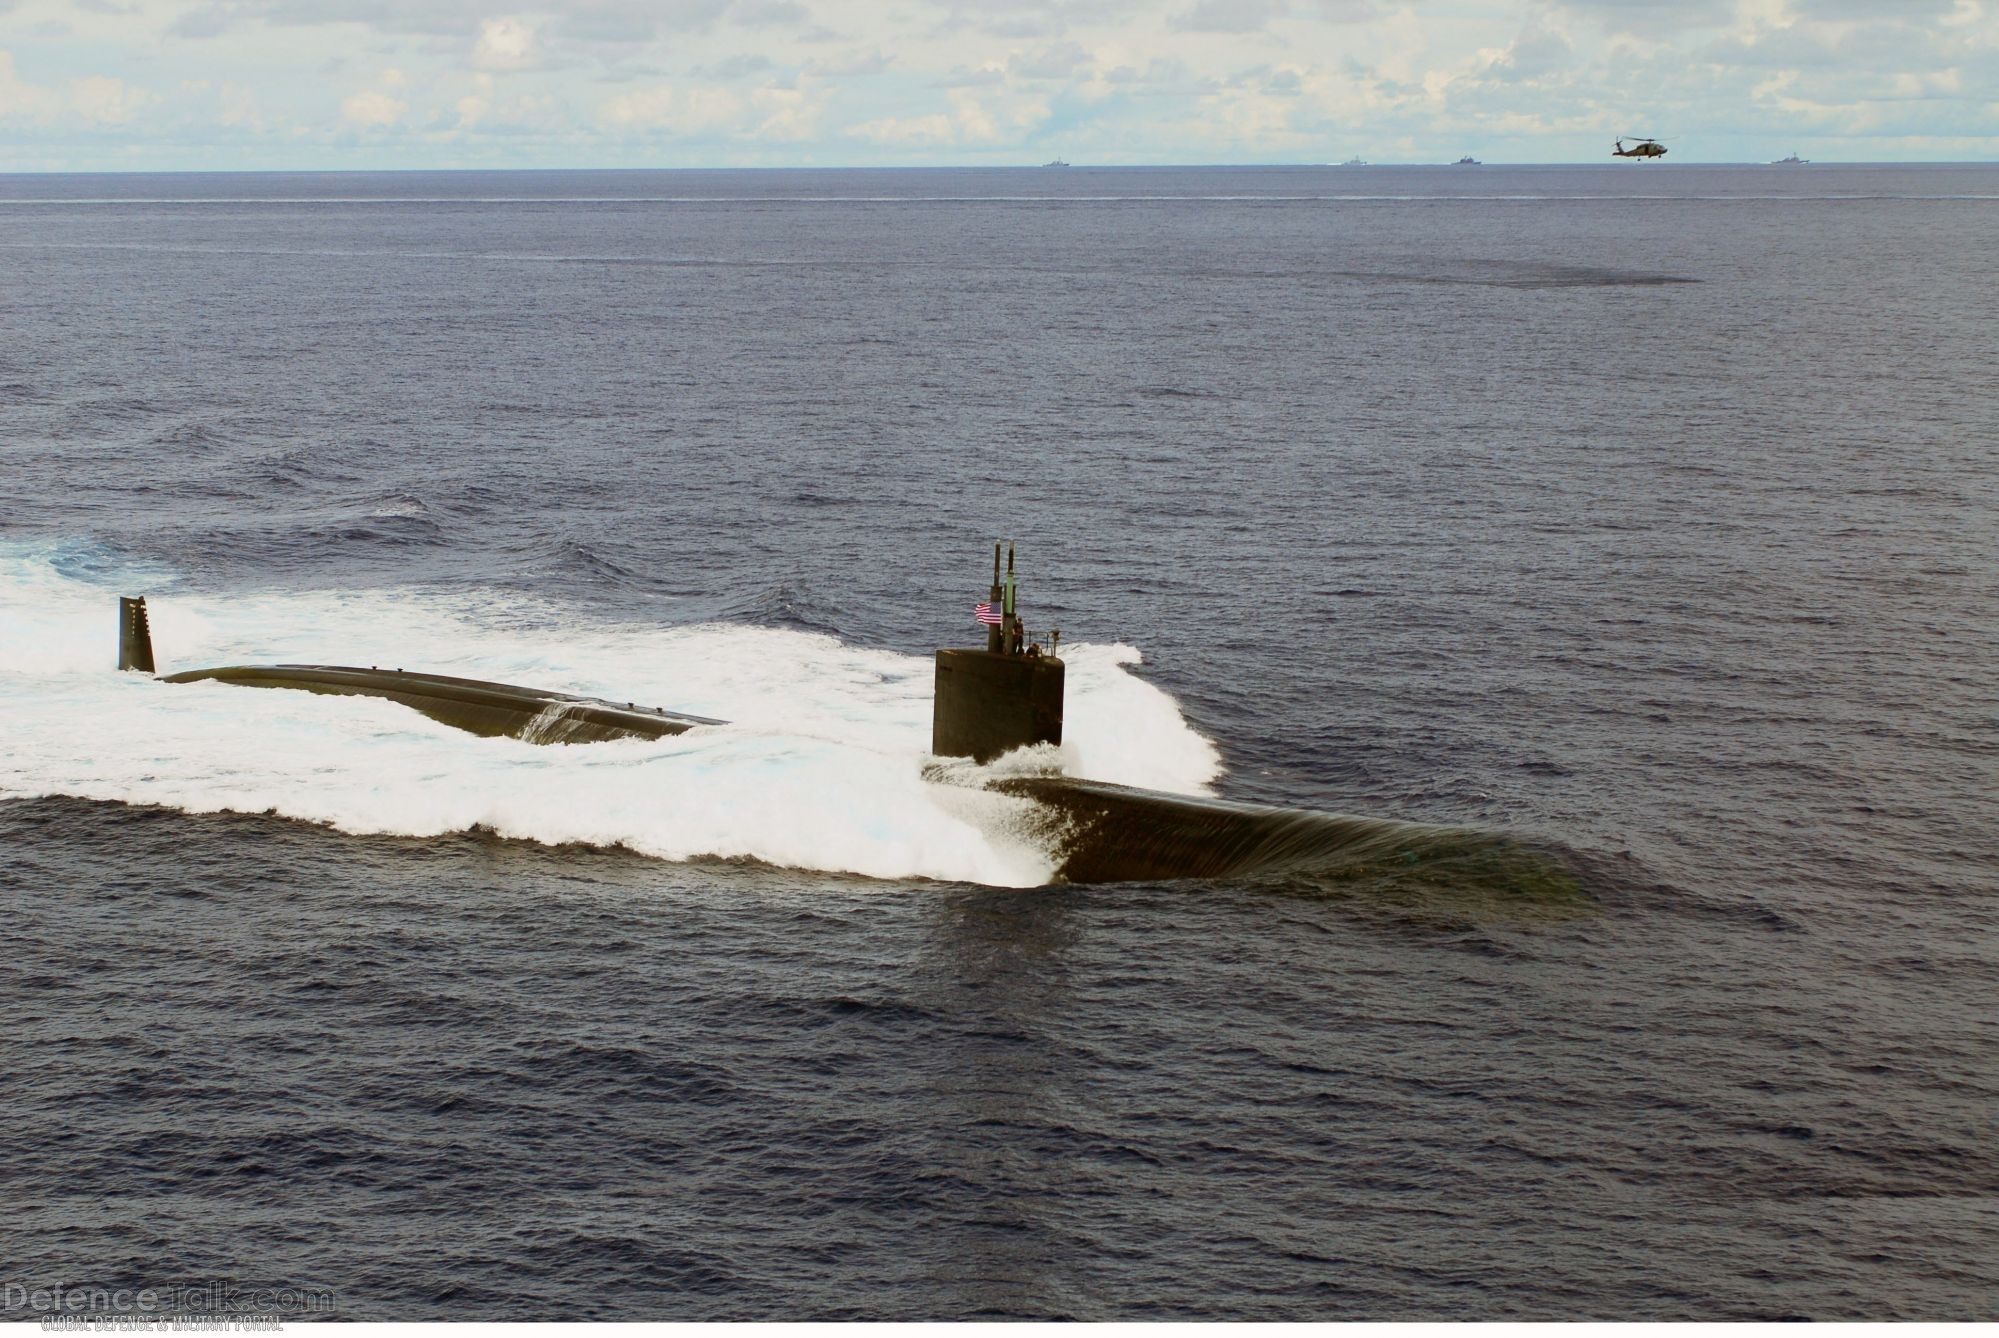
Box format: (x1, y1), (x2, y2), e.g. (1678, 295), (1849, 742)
(118, 596), (156, 674)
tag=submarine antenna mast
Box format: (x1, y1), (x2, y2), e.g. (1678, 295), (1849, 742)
(1005, 543), (1017, 655)
(987, 542), (1004, 654)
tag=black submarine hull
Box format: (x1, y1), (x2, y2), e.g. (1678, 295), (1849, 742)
(992, 775), (1428, 883)
(981, 775), (1568, 890)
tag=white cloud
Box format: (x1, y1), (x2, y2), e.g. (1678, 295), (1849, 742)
(734, 0), (812, 26)
(599, 84), (742, 130)
(0, 0), (1992, 164)
(803, 48), (892, 77)
(71, 74), (147, 123)
(453, 71), (491, 128)
(1176, 0), (1289, 35)
(214, 81), (263, 126)
(845, 109), (951, 143)
(341, 76), (407, 126)
(750, 85), (817, 138)
(0, 50), (56, 122)
(598, 82), (821, 139)
(1010, 40), (1092, 79)
(168, 5), (236, 39)
(470, 15), (536, 71)
(847, 86), (1049, 145)
(1480, 18), (1575, 83)
(0, 60), (153, 128)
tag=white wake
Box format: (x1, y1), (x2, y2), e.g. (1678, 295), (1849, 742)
(0, 543), (1222, 887)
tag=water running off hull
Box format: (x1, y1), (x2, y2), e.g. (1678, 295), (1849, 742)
(977, 774), (1579, 895)
(162, 663), (724, 745)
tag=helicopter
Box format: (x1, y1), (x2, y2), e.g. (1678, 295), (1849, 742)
(1613, 136), (1668, 159)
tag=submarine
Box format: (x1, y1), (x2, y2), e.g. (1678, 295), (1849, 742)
(117, 546), (1562, 889)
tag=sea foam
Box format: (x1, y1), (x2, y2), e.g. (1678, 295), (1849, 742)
(0, 544), (1221, 886)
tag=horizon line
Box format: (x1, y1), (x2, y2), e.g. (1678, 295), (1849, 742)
(4, 159), (1996, 177)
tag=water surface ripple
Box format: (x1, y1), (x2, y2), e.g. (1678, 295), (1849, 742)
(1, 165), (1994, 1319)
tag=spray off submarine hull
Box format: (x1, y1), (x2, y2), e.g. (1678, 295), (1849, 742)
(114, 555), (1567, 891)
(161, 662), (724, 745)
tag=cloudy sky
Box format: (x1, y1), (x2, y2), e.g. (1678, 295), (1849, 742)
(0, 0), (1992, 169)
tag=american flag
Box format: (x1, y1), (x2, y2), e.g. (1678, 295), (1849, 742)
(974, 602), (1004, 626)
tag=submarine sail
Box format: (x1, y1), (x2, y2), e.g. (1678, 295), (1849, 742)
(932, 541), (1065, 763)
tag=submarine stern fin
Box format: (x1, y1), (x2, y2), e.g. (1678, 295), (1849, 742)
(118, 596), (156, 674)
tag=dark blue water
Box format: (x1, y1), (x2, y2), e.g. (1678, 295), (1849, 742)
(2, 165), (1995, 1319)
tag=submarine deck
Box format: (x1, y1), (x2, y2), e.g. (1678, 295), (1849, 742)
(161, 663), (726, 744)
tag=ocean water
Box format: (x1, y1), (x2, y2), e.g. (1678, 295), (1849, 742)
(1, 164), (1994, 1319)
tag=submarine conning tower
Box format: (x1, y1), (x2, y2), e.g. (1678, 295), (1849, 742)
(932, 542), (1065, 763)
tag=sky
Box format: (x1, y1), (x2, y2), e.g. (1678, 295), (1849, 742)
(0, 0), (1993, 170)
